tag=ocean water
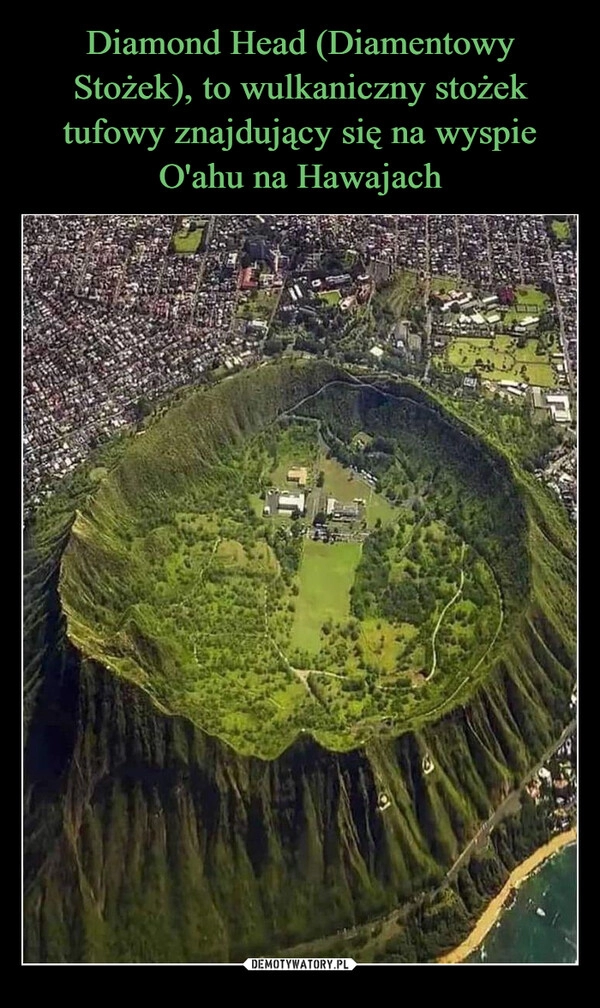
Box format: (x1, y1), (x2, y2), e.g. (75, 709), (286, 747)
(467, 844), (577, 964)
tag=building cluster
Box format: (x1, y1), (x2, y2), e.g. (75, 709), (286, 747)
(531, 388), (572, 423)
(550, 240), (577, 386)
(24, 214), (576, 513)
(534, 442), (577, 522)
(435, 216), (576, 380)
(431, 289), (505, 344)
(524, 733), (577, 833)
(326, 498), (361, 521)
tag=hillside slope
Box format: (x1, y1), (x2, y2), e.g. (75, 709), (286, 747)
(24, 360), (575, 962)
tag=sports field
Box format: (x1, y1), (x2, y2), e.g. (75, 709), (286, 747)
(291, 539), (362, 653)
(503, 285), (549, 325)
(447, 336), (556, 386)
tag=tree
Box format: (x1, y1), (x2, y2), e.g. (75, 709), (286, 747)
(133, 395), (152, 421)
(498, 286), (515, 306)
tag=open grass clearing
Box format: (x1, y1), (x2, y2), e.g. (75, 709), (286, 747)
(447, 335), (557, 387)
(172, 229), (203, 253)
(317, 290), (341, 305)
(359, 617), (404, 671)
(551, 219), (570, 240)
(291, 539), (362, 653)
(235, 289), (279, 321)
(431, 276), (465, 294)
(378, 270), (423, 317)
(503, 285), (549, 324)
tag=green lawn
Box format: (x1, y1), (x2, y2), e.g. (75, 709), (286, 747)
(89, 466), (108, 484)
(359, 617), (405, 672)
(320, 456), (359, 500)
(172, 229), (203, 253)
(503, 285), (549, 324)
(291, 540), (362, 653)
(447, 335), (556, 387)
(317, 290), (341, 305)
(363, 486), (397, 528)
(551, 218), (570, 241)
(378, 270), (423, 317)
(236, 289), (279, 321)
(431, 276), (464, 294)
(266, 424), (317, 490)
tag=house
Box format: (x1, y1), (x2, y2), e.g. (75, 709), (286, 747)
(287, 466), (308, 486)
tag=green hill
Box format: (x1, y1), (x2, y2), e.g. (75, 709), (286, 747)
(24, 359), (575, 962)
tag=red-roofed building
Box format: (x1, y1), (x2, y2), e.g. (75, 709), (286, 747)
(239, 267), (258, 290)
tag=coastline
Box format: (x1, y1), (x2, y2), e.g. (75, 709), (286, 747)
(436, 827), (577, 964)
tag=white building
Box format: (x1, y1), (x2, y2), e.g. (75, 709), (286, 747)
(546, 394), (572, 423)
(278, 492), (305, 514)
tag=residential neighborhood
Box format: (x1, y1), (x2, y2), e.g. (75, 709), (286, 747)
(24, 214), (577, 518)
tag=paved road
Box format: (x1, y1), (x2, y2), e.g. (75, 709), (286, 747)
(445, 717), (576, 881)
(278, 717), (576, 957)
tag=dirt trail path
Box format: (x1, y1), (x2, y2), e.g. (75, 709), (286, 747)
(426, 542), (466, 682)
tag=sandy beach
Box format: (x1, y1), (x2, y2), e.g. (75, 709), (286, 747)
(437, 827), (577, 964)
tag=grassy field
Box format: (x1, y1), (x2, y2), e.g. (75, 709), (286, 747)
(359, 617), (405, 672)
(89, 466), (108, 484)
(320, 456), (359, 500)
(363, 487), (397, 528)
(447, 336), (556, 386)
(236, 289), (279, 321)
(172, 229), (203, 253)
(265, 424), (318, 491)
(270, 458), (313, 490)
(431, 276), (465, 294)
(503, 285), (549, 324)
(378, 270), (423, 317)
(551, 218), (570, 241)
(291, 540), (362, 653)
(317, 290), (341, 306)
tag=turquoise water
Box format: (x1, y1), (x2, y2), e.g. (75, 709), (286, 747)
(467, 844), (577, 964)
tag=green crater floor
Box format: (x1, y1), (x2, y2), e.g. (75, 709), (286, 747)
(59, 363), (537, 758)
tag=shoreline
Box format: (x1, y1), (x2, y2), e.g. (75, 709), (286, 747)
(436, 827), (577, 964)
